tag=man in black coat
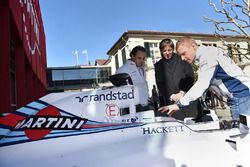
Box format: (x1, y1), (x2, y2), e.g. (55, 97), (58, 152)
(154, 38), (202, 120)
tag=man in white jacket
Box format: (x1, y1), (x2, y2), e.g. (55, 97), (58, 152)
(116, 46), (149, 110)
(159, 37), (250, 121)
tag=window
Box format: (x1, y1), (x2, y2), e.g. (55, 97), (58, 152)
(144, 42), (151, 58)
(115, 54), (119, 70)
(121, 48), (126, 64)
(144, 42), (158, 58)
(63, 69), (80, 80)
(96, 67), (111, 83)
(80, 69), (96, 79)
(227, 44), (241, 64)
(52, 70), (64, 81)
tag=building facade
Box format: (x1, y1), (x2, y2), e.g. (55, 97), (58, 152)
(0, 0), (47, 113)
(106, 30), (250, 96)
(47, 66), (111, 92)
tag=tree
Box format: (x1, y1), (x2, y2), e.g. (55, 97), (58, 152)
(204, 0), (250, 64)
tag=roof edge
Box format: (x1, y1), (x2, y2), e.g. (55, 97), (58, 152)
(106, 30), (247, 55)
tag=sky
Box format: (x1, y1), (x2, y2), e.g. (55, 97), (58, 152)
(39, 0), (219, 67)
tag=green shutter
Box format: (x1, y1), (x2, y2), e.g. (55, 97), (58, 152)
(144, 42), (151, 58)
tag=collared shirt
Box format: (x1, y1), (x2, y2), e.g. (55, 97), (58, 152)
(137, 67), (144, 77)
(116, 59), (149, 106)
(179, 45), (250, 106)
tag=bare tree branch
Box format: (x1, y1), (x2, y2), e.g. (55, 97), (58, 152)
(204, 0), (250, 63)
(205, 0), (249, 37)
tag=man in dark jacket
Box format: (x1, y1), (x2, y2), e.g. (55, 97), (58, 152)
(154, 38), (202, 120)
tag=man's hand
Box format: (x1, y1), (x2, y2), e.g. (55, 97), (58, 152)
(158, 104), (180, 116)
(170, 91), (185, 102)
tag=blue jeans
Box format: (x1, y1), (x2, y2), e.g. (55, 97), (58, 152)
(227, 95), (250, 120)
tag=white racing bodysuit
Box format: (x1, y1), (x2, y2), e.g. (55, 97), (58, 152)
(179, 45), (250, 106)
(116, 59), (149, 106)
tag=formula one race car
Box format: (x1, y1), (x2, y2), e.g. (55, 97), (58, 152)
(0, 73), (249, 167)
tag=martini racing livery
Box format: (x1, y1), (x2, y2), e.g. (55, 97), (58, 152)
(0, 74), (249, 167)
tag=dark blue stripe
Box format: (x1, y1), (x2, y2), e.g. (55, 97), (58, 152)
(12, 111), (28, 117)
(58, 108), (81, 117)
(0, 124), (13, 130)
(0, 123), (144, 147)
(24, 105), (40, 111)
(215, 65), (250, 97)
(5, 122), (145, 138)
(35, 99), (49, 106)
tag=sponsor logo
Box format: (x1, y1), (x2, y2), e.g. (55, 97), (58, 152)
(76, 89), (135, 102)
(106, 104), (119, 118)
(19, 0), (41, 56)
(142, 125), (184, 135)
(15, 116), (87, 130)
(122, 117), (138, 123)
